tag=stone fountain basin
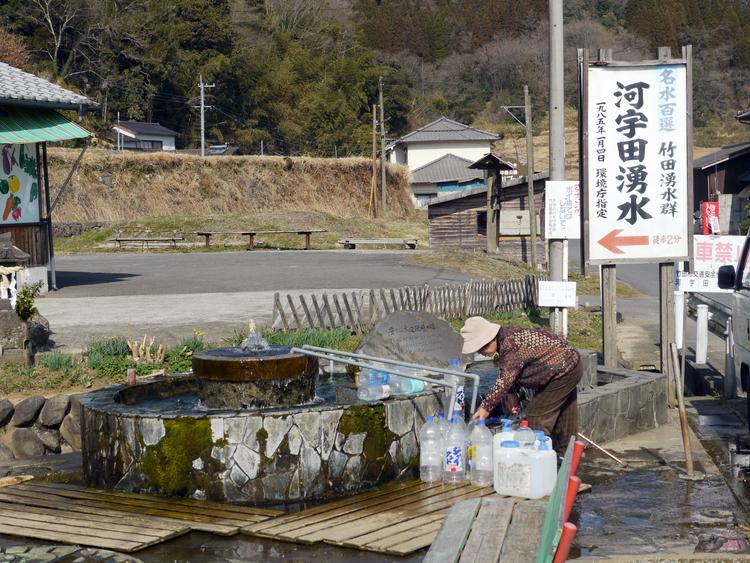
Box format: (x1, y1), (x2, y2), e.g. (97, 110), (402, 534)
(79, 374), (442, 504)
(192, 346), (318, 410)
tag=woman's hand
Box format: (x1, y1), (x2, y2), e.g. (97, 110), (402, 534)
(471, 407), (489, 421)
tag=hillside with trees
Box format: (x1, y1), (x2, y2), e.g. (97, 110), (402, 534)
(2, 0), (749, 155)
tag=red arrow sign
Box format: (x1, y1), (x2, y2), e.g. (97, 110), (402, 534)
(598, 229), (649, 254)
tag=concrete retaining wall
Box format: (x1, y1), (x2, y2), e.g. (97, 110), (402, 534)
(578, 368), (668, 444)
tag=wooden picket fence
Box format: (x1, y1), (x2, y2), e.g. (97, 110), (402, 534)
(270, 275), (542, 331)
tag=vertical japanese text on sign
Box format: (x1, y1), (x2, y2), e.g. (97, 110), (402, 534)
(586, 64), (689, 263)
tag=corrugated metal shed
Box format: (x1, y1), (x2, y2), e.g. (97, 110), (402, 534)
(396, 117), (499, 143)
(0, 63), (98, 110)
(411, 153), (483, 184)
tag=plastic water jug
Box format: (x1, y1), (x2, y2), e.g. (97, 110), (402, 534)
(467, 419), (493, 487)
(494, 438), (557, 499)
(452, 409), (467, 434)
(532, 437), (558, 497)
(494, 440), (522, 495)
(514, 420), (536, 449)
(533, 430), (547, 450)
(419, 416), (443, 483)
(443, 418), (467, 482)
(357, 384), (391, 401)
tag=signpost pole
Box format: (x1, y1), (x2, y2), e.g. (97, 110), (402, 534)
(549, 0), (565, 335)
(660, 262), (676, 407)
(524, 85), (537, 270)
(602, 264), (617, 367)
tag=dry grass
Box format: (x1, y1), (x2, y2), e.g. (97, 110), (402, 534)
(47, 149), (416, 223)
(407, 248), (534, 280)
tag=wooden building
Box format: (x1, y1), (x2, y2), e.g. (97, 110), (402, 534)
(0, 62), (98, 290)
(692, 141), (750, 233)
(427, 172), (548, 262)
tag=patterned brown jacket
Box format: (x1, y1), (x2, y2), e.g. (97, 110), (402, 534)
(480, 327), (579, 412)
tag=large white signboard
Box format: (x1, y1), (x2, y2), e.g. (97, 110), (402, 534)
(545, 181), (580, 239)
(0, 144), (40, 225)
(676, 235), (744, 292)
(587, 64), (689, 263)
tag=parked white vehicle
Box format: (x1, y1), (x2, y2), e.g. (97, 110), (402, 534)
(718, 240), (750, 392)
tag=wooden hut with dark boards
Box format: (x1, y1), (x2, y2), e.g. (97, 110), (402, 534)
(0, 62), (98, 290)
(427, 172), (548, 261)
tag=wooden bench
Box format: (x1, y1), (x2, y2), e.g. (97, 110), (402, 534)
(339, 237), (418, 250)
(196, 229), (326, 250)
(108, 235), (184, 249)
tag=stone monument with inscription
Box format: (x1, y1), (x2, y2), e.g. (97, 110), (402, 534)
(357, 311), (465, 367)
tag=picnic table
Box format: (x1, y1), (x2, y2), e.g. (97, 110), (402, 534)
(338, 237), (418, 250)
(195, 229), (327, 250)
(108, 235), (184, 249)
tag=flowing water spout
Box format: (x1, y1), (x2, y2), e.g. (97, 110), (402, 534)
(240, 319), (270, 352)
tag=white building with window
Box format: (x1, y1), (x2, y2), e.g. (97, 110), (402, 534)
(111, 121), (178, 151)
(386, 117), (500, 205)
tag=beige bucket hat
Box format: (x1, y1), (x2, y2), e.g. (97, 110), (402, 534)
(460, 316), (501, 354)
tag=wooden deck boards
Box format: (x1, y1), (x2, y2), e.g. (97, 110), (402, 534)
(242, 479), (496, 556)
(0, 481), (283, 552)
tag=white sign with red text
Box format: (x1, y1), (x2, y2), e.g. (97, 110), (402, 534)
(676, 235), (744, 292)
(587, 64), (689, 263)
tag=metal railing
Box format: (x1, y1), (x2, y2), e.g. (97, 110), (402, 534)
(291, 345), (480, 414)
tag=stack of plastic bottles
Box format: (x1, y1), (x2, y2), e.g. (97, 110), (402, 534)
(493, 419), (557, 499)
(419, 416), (558, 498)
(357, 365), (428, 401)
(357, 367), (391, 401)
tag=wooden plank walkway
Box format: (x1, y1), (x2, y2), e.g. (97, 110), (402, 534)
(424, 497), (544, 563)
(0, 481), (284, 552)
(243, 479), (495, 556)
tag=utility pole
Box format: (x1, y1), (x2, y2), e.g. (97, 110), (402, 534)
(379, 76), (386, 217)
(548, 0), (566, 335)
(198, 74), (215, 157)
(116, 111), (120, 150)
(524, 85), (537, 270)
(260, 140), (264, 156)
(372, 104), (378, 218)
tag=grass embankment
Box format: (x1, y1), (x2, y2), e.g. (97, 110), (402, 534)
(407, 248), (639, 298)
(55, 211), (428, 253)
(1, 308), (600, 396)
(48, 148), (423, 253)
(0, 328), (363, 397)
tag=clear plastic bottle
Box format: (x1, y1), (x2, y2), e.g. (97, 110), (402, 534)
(452, 408), (467, 434)
(391, 369), (425, 395)
(514, 420), (536, 449)
(357, 384), (391, 401)
(533, 430), (547, 450)
(419, 416), (443, 483)
(468, 419), (493, 487)
(443, 417), (467, 482)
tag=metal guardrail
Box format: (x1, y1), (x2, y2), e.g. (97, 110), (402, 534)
(291, 345), (480, 414)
